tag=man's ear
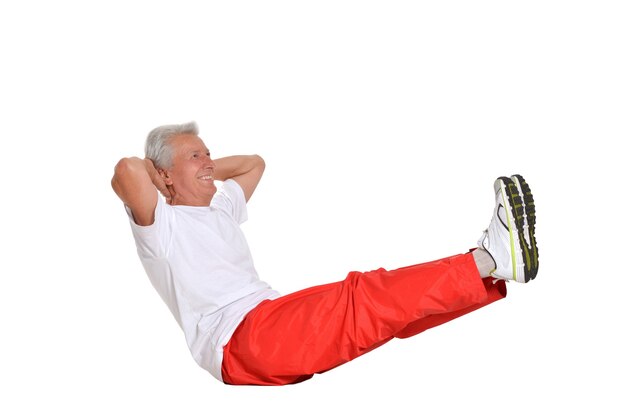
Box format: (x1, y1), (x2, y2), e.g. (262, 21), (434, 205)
(158, 168), (174, 186)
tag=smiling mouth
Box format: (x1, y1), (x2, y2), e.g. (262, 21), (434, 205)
(198, 175), (214, 180)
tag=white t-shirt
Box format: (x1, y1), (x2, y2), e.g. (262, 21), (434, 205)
(125, 179), (280, 381)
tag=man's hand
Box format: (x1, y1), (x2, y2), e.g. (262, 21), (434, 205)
(144, 158), (174, 204)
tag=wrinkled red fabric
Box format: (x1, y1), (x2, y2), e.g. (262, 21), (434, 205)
(221, 252), (507, 385)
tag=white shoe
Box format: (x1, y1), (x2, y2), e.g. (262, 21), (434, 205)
(478, 177), (531, 283)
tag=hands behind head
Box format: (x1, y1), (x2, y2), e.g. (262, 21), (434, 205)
(144, 158), (175, 204)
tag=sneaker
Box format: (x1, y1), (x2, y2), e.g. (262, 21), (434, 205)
(511, 174), (539, 280)
(478, 176), (531, 283)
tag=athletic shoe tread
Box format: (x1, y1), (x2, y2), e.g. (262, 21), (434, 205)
(498, 176), (531, 283)
(511, 174), (539, 279)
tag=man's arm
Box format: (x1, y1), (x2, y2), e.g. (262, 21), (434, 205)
(111, 157), (170, 226)
(213, 155), (265, 202)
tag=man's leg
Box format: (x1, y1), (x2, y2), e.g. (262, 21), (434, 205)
(222, 175), (538, 385)
(222, 252), (505, 385)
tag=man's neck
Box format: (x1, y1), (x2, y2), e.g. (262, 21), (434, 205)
(169, 193), (213, 207)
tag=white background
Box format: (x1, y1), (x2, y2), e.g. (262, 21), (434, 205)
(1, 1), (624, 416)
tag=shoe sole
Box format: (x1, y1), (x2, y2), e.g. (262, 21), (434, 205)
(497, 176), (529, 283)
(511, 174), (539, 280)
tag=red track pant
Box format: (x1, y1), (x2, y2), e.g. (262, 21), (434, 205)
(221, 252), (507, 385)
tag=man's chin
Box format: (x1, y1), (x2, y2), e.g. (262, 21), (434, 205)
(206, 184), (218, 196)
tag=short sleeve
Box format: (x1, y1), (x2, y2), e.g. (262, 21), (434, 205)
(125, 195), (172, 257)
(211, 179), (248, 224)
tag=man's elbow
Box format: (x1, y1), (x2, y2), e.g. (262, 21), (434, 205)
(114, 157), (143, 177)
(111, 157), (141, 195)
(252, 154), (266, 172)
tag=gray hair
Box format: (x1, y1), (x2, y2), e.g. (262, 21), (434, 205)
(145, 121), (199, 169)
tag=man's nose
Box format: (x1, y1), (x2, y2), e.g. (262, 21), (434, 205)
(203, 155), (216, 168)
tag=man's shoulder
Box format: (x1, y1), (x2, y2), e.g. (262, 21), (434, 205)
(211, 179), (248, 224)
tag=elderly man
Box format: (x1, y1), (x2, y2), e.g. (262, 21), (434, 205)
(112, 121), (538, 385)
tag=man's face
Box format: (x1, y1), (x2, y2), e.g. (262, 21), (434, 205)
(162, 133), (216, 205)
